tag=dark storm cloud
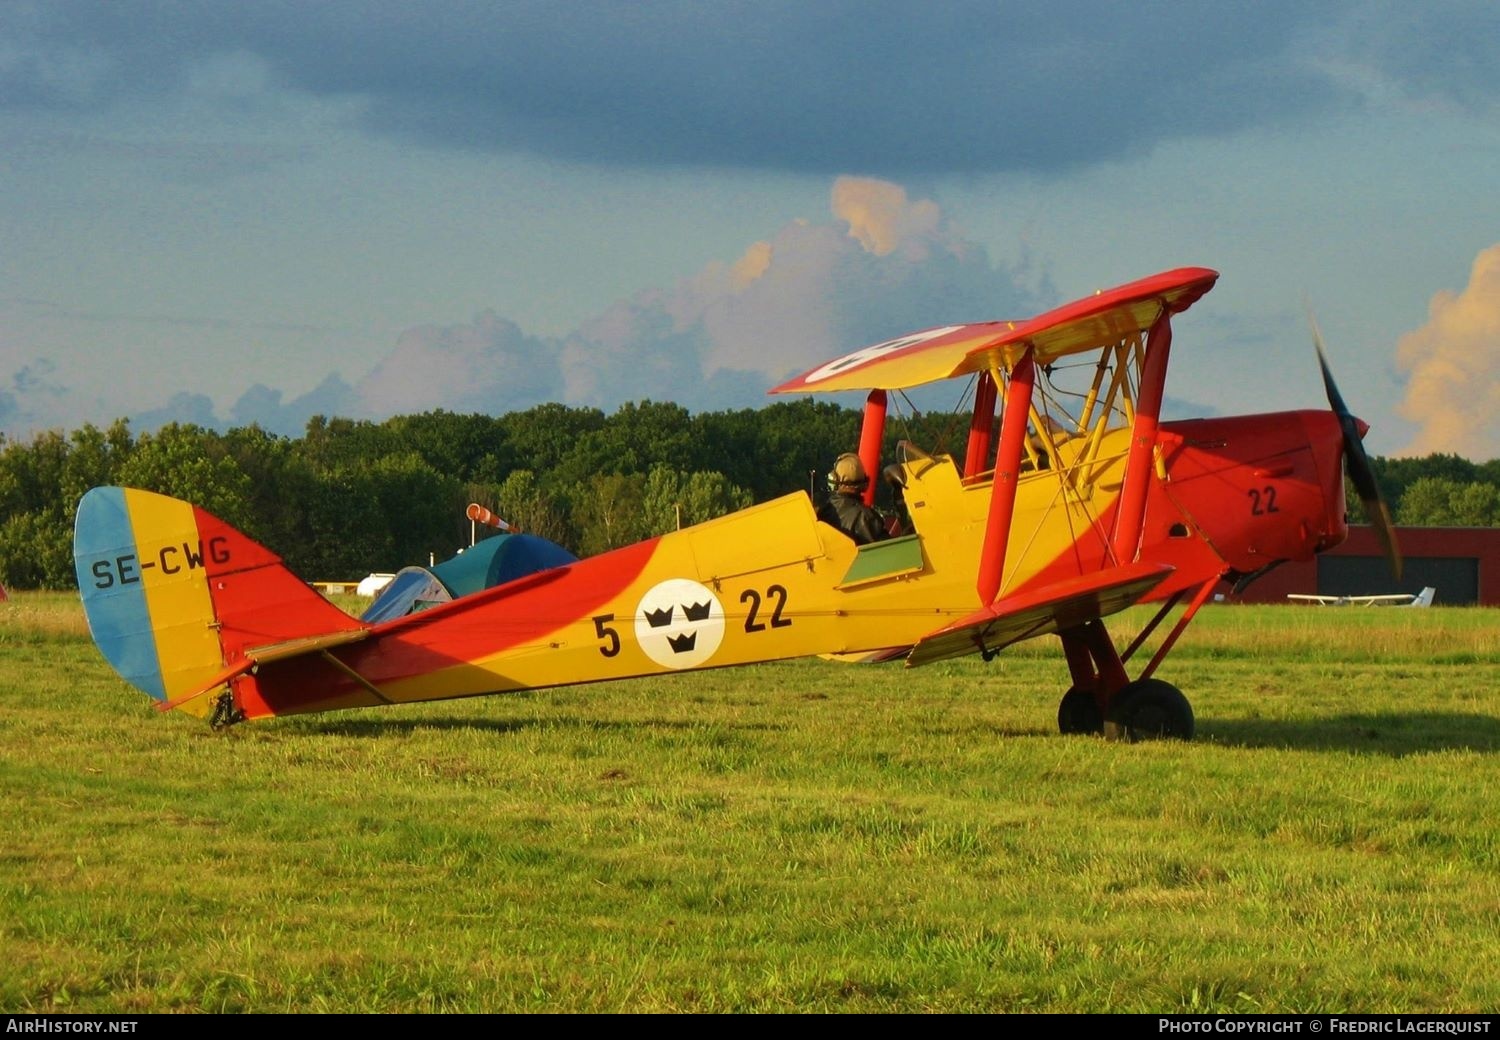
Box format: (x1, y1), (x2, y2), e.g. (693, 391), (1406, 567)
(5, 1), (1494, 175)
(1331, 3), (1500, 111)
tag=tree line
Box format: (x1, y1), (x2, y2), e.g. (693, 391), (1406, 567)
(0, 400), (883, 590)
(1354, 455), (1500, 528)
(3, 401), (1498, 591)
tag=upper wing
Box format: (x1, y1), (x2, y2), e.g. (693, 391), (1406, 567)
(904, 561), (1174, 668)
(770, 267), (1218, 394)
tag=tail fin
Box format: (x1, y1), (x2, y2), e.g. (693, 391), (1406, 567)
(74, 486), (364, 716)
(1408, 586), (1437, 608)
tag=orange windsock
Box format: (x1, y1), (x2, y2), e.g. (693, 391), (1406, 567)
(466, 503), (518, 532)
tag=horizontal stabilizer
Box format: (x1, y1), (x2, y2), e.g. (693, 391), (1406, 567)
(906, 562), (1173, 668)
(155, 628), (373, 714)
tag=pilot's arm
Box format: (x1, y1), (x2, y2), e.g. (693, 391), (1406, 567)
(852, 505), (888, 545)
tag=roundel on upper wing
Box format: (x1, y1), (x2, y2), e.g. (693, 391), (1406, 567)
(798, 325), (964, 385)
(634, 578), (725, 669)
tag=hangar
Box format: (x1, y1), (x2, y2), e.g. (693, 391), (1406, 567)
(1233, 526), (1500, 606)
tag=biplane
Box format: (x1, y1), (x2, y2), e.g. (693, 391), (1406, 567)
(73, 266), (1400, 740)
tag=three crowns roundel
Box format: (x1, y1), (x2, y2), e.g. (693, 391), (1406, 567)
(634, 578), (725, 669)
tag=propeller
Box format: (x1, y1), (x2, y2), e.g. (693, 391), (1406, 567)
(1308, 310), (1403, 581)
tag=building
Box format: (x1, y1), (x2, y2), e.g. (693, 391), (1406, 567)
(1233, 526), (1500, 606)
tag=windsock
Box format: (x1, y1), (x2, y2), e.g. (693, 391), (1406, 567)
(466, 503), (519, 533)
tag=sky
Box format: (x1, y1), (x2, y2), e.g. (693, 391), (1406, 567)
(2, 1), (1498, 459)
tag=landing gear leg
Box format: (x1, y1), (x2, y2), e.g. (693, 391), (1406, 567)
(1056, 622), (1121, 737)
(1057, 616), (1196, 742)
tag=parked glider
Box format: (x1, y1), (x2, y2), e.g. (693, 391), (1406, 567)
(1288, 587), (1434, 607)
(74, 267), (1400, 739)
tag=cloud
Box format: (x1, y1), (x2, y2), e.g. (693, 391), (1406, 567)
(558, 297), (713, 409)
(354, 311), (564, 418)
(547, 177), (1044, 413)
(162, 175), (1036, 429)
(1395, 244), (1500, 459)
(832, 178), (941, 258)
(5, 3), (1494, 176)
(229, 374), (358, 436)
(1312, 2), (1500, 115)
(3, 174), (1043, 438)
(131, 391), (222, 431)
(0, 362), (69, 436)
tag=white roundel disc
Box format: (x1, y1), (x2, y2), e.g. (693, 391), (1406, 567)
(634, 578), (725, 669)
(798, 325), (963, 385)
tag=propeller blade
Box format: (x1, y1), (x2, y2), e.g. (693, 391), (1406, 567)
(1309, 312), (1403, 581)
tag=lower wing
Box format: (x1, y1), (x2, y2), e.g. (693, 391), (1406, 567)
(905, 562), (1174, 668)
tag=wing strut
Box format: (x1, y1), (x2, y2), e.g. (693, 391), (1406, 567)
(858, 390), (887, 508)
(964, 371), (997, 477)
(1134, 573), (1221, 681)
(1112, 312), (1172, 563)
(977, 348), (1036, 604)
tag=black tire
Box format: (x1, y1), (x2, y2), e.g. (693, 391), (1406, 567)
(1103, 678), (1195, 742)
(1057, 686), (1104, 735)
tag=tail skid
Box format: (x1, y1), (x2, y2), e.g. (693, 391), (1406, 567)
(74, 486), (365, 717)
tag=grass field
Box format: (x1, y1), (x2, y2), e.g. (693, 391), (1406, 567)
(2, 592), (1498, 1013)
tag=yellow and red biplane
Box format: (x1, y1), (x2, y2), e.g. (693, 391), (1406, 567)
(74, 267), (1399, 739)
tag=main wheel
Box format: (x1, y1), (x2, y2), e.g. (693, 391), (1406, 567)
(1057, 686), (1103, 735)
(1103, 678), (1195, 742)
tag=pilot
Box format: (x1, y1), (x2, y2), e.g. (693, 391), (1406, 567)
(817, 452), (889, 546)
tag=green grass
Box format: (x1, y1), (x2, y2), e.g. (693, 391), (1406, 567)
(2, 593), (1498, 1012)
